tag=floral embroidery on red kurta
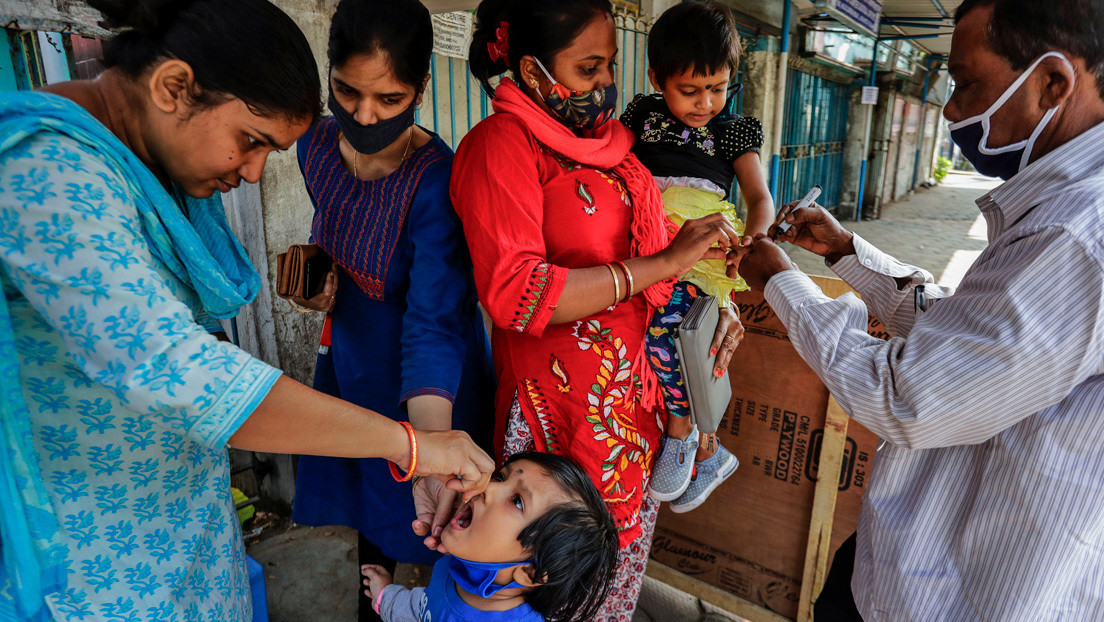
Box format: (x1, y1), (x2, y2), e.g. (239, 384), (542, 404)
(574, 319), (655, 501)
(576, 180), (597, 215)
(550, 354), (572, 393)
(524, 378), (559, 453)
(597, 170), (632, 207)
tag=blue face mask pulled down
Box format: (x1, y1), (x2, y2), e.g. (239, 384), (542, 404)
(948, 51), (1072, 180)
(448, 556), (529, 598)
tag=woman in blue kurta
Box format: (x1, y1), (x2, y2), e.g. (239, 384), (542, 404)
(0, 2), (497, 621)
(289, 2), (494, 618)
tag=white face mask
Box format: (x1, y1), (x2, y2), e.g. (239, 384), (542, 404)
(947, 51), (1074, 180)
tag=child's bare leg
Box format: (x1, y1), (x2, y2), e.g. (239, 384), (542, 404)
(669, 416), (717, 461)
(667, 413), (694, 440)
(696, 433), (718, 461)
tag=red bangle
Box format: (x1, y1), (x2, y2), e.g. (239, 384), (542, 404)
(389, 421), (418, 482)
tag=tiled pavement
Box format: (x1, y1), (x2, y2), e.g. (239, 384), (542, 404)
(785, 171), (999, 290)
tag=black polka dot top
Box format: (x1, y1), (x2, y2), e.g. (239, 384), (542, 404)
(620, 93), (764, 193)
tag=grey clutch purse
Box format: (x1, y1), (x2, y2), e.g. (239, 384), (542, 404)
(673, 295), (732, 434)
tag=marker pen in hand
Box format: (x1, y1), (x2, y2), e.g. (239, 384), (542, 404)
(771, 184), (822, 240)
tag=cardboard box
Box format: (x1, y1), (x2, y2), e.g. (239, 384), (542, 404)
(649, 277), (883, 620)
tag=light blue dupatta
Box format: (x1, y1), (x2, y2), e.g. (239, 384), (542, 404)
(0, 91), (262, 618)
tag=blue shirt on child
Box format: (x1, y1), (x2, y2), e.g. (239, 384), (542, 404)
(378, 556), (544, 622)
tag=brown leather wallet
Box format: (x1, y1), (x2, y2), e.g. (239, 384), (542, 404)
(275, 244), (333, 300)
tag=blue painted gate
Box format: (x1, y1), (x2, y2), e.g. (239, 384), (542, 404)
(777, 68), (850, 210)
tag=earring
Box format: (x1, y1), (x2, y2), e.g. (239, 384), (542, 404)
(529, 80), (539, 88)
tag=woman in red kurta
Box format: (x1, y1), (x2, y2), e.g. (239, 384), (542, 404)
(448, 1), (744, 618)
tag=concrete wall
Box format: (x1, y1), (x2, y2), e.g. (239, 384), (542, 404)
(0, 1), (107, 38)
(891, 99), (920, 201)
(839, 87), (870, 220)
(920, 103), (947, 183)
(741, 49), (780, 215)
(925, 105), (947, 180)
(858, 78), (946, 217)
(864, 80), (895, 217)
(719, 0), (784, 34)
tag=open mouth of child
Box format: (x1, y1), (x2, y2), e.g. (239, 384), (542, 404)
(450, 502), (474, 530)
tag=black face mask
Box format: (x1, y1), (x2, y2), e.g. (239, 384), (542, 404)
(328, 90), (416, 155)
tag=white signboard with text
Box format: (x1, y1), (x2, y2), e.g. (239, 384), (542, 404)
(861, 86), (880, 105)
(432, 11), (474, 60)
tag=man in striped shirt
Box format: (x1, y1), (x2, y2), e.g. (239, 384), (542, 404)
(734, 0), (1104, 619)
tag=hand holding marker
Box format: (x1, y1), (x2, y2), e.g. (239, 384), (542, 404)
(771, 185), (822, 240)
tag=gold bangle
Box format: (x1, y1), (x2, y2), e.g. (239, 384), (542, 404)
(615, 260), (634, 301)
(285, 298), (313, 313)
(605, 263), (620, 306)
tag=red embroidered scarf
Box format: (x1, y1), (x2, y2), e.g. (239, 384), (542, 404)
(492, 80), (676, 311)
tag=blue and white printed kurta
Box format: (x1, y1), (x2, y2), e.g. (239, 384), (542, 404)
(0, 125), (281, 618)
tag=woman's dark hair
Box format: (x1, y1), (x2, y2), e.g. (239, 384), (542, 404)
(89, 0), (321, 121)
(327, 0), (433, 90)
(648, 1), (740, 88)
(504, 451), (619, 622)
(469, 0), (614, 97)
(954, 0), (1104, 98)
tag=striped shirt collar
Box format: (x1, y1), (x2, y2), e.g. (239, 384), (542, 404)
(979, 118), (1104, 239)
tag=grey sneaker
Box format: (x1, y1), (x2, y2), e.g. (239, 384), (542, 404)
(649, 425), (699, 501)
(670, 444), (738, 513)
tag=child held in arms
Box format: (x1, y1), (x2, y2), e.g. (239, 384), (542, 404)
(361, 451), (619, 622)
(621, 1), (774, 513)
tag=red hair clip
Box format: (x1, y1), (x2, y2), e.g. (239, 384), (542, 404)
(487, 21), (510, 64)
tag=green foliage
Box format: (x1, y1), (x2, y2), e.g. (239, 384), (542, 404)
(934, 156), (952, 183)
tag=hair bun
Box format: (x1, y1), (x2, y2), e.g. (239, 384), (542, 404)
(88, 0), (195, 33)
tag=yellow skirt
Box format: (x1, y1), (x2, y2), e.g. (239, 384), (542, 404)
(661, 186), (750, 305)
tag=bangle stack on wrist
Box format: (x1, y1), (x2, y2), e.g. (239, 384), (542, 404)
(604, 261), (638, 305)
(605, 263), (621, 306)
(389, 421), (418, 482)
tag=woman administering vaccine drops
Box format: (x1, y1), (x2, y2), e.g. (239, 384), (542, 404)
(0, 1), (493, 619)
